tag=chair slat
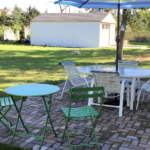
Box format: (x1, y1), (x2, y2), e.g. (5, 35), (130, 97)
(70, 93), (103, 99)
(71, 87), (104, 92)
(93, 72), (121, 93)
(0, 97), (13, 106)
(1, 98), (5, 106)
(118, 60), (139, 68)
(62, 106), (98, 118)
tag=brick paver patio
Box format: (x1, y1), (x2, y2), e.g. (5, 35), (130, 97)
(1, 78), (150, 150)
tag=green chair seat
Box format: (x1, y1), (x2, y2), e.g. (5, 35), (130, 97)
(62, 106), (98, 118)
(0, 97), (13, 106)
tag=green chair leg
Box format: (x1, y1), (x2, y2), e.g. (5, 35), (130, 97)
(0, 106), (13, 133)
(91, 117), (99, 150)
(0, 119), (13, 134)
(62, 115), (68, 141)
(0, 107), (13, 126)
(89, 116), (99, 137)
(67, 127), (72, 150)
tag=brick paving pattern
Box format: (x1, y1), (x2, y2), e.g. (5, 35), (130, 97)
(0, 78), (150, 150)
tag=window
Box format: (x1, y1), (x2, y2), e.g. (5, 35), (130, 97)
(102, 25), (109, 29)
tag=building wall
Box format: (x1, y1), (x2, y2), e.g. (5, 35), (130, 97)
(110, 24), (116, 46)
(31, 22), (100, 48)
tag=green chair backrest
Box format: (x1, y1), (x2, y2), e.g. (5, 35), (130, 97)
(68, 86), (105, 118)
(0, 97), (13, 106)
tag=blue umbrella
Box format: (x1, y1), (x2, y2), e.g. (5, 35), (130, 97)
(54, 0), (150, 71)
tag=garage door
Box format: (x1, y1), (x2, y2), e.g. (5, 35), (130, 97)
(101, 24), (110, 47)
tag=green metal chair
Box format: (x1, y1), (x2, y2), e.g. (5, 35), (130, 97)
(61, 86), (104, 150)
(0, 97), (14, 133)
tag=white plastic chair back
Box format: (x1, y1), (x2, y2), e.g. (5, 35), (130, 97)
(118, 60), (139, 68)
(92, 71), (121, 93)
(61, 60), (87, 86)
(61, 60), (78, 75)
(142, 79), (150, 92)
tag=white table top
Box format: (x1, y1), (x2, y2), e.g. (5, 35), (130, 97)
(78, 66), (150, 78)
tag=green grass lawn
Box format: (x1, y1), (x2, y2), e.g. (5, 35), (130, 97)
(0, 42), (150, 98)
(125, 41), (150, 48)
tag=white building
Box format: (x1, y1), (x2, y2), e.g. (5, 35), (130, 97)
(31, 13), (116, 48)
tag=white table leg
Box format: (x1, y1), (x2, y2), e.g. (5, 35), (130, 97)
(130, 78), (136, 110)
(88, 78), (94, 106)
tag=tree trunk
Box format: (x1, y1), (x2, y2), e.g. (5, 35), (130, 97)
(118, 9), (128, 60)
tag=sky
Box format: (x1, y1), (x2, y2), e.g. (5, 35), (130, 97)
(1, 0), (62, 13)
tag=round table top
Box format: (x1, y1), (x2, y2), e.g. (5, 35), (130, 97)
(5, 84), (60, 97)
(78, 66), (150, 78)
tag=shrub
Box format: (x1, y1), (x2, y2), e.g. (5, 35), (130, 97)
(0, 30), (3, 41)
(27, 33), (30, 39)
(0, 142), (32, 150)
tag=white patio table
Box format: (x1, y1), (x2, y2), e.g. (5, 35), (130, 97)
(78, 66), (150, 110)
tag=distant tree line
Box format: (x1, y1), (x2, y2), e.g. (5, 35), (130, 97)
(0, 5), (40, 39)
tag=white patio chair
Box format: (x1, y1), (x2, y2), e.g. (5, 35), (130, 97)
(136, 79), (150, 110)
(118, 60), (139, 68)
(90, 71), (129, 117)
(118, 60), (140, 87)
(118, 60), (140, 106)
(59, 60), (91, 99)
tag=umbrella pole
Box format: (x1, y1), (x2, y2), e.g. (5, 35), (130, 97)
(116, 3), (120, 72)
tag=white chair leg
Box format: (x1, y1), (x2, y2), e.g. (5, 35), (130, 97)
(60, 78), (68, 100)
(88, 79), (94, 106)
(130, 78), (136, 110)
(119, 80), (125, 117)
(104, 92), (108, 98)
(142, 90), (145, 102)
(136, 89), (142, 110)
(126, 81), (130, 107)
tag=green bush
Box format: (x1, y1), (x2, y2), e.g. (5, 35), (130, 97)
(27, 33), (30, 39)
(0, 30), (3, 41)
(0, 142), (32, 150)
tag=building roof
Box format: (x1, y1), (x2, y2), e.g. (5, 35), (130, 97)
(31, 13), (110, 22)
(0, 9), (11, 14)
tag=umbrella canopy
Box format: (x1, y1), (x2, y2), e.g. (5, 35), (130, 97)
(54, 0), (150, 71)
(54, 0), (150, 9)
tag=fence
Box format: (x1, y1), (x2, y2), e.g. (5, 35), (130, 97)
(115, 31), (150, 42)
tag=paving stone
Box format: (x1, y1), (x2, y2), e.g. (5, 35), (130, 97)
(53, 142), (61, 148)
(140, 138), (148, 144)
(129, 145), (145, 150)
(130, 139), (139, 146)
(101, 144), (111, 150)
(118, 147), (134, 150)
(121, 141), (130, 147)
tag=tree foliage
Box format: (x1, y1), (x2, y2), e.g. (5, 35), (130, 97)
(127, 9), (150, 32)
(12, 5), (23, 26)
(23, 5), (41, 26)
(0, 5), (40, 27)
(0, 10), (13, 26)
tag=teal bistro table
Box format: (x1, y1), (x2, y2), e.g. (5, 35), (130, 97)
(5, 84), (60, 150)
